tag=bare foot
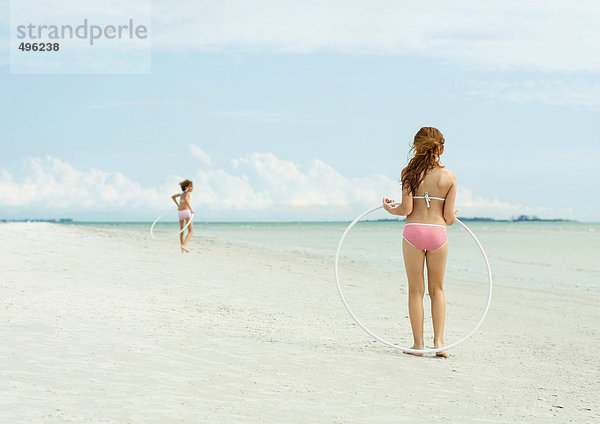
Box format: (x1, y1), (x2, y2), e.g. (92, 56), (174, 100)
(434, 341), (450, 358)
(181, 246), (190, 253)
(403, 344), (424, 357)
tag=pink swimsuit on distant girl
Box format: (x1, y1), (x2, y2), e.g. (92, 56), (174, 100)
(178, 209), (192, 221)
(403, 192), (447, 252)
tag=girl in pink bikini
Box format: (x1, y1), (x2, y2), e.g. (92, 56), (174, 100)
(383, 127), (458, 358)
(172, 179), (195, 253)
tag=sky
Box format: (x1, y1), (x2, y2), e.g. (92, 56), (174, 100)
(0, 0), (599, 222)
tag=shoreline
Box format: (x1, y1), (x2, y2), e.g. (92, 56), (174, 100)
(3, 221), (599, 296)
(3, 217), (596, 223)
(65, 220), (600, 296)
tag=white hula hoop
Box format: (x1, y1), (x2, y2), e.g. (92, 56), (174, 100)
(334, 203), (493, 354)
(150, 210), (194, 241)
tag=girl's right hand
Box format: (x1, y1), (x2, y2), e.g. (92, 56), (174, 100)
(382, 197), (394, 211)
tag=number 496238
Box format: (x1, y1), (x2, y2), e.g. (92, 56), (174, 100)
(18, 42), (60, 52)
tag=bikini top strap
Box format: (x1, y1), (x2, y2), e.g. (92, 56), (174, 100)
(413, 192), (445, 208)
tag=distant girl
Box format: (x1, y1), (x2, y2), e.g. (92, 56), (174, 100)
(383, 127), (458, 358)
(171, 179), (194, 253)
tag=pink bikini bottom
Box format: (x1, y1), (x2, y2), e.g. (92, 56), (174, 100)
(178, 209), (192, 221)
(403, 223), (447, 252)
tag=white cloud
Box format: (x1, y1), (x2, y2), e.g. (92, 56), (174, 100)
(206, 110), (336, 124)
(0, 156), (166, 210)
(2, 1), (598, 73)
(466, 78), (600, 111)
(0, 152), (562, 220)
(86, 100), (189, 109)
(149, 0), (600, 73)
(80, 104), (336, 124)
(189, 145), (212, 166)
(228, 153), (395, 210)
(457, 188), (530, 217)
(216, 110), (288, 122)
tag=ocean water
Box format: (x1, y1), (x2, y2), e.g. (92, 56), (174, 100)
(73, 216), (600, 294)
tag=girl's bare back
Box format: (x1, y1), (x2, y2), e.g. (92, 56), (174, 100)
(406, 167), (456, 226)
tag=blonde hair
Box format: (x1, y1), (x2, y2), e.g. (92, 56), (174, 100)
(400, 127), (445, 195)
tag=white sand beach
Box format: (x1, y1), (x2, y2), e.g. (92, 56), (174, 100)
(1, 223), (598, 423)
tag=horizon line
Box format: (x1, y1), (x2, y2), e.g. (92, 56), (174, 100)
(1, 217), (593, 224)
